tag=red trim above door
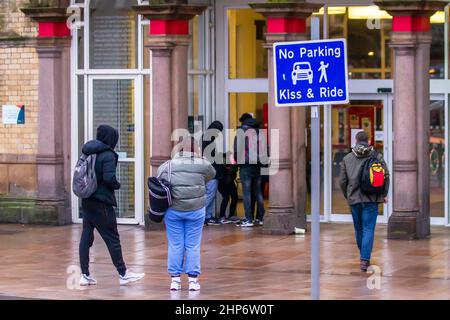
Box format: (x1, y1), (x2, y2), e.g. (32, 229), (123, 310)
(149, 20), (189, 35)
(266, 17), (306, 34)
(38, 22), (71, 37)
(392, 16), (430, 32)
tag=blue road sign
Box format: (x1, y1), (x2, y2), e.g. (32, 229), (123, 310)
(273, 38), (349, 107)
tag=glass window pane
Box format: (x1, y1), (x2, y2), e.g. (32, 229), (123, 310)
(77, 27), (84, 69)
(306, 108), (324, 215)
(92, 79), (135, 158)
(228, 9), (267, 79)
(142, 23), (151, 70)
(89, 0), (138, 69)
(430, 99), (445, 217)
(430, 12), (445, 79)
(328, 6), (393, 79)
(116, 162), (135, 219)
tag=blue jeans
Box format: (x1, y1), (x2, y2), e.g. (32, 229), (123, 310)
(164, 207), (205, 277)
(241, 173), (265, 222)
(350, 202), (378, 261)
(205, 179), (218, 220)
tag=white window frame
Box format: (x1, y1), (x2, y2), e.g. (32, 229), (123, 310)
(70, 0), (149, 225)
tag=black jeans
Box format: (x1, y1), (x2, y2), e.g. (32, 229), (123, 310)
(218, 182), (238, 218)
(240, 167), (265, 222)
(79, 198), (127, 277)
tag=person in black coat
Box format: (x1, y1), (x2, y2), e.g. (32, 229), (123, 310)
(78, 124), (145, 287)
(217, 152), (239, 224)
(202, 120), (224, 225)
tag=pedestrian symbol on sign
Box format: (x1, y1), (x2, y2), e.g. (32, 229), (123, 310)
(318, 61), (329, 83)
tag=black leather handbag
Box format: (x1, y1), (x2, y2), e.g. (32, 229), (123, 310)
(148, 161), (172, 223)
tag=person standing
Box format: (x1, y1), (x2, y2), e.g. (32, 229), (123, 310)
(202, 121), (224, 226)
(217, 152), (239, 224)
(79, 125), (145, 286)
(339, 131), (390, 272)
(158, 137), (216, 291)
(234, 115), (265, 227)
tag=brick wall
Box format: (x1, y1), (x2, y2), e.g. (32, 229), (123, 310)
(0, 0), (39, 155)
(0, 0), (39, 200)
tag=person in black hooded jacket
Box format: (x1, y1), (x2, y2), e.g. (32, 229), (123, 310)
(78, 124), (145, 287)
(202, 120), (224, 225)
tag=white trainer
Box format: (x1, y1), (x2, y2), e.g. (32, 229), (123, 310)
(79, 274), (97, 286)
(170, 277), (181, 291)
(188, 277), (201, 291)
(119, 270), (145, 286)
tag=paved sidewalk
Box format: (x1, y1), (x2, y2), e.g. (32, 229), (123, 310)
(0, 223), (449, 300)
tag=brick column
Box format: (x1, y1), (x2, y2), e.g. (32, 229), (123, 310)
(133, 3), (207, 230)
(375, 0), (449, 239)
(21, 5), (72, 225)
(250, 1), (323, 235)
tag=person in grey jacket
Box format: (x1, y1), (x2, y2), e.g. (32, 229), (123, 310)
(339, 131), (390, 272)
(157, 136), (215, 291)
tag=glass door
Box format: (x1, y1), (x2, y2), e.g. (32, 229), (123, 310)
(84, 75), (144, 225)
(329, 94), (392, 223)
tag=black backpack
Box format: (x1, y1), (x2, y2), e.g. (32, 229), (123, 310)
(359, 152), (387, 196)
(147, 161), (173, 223)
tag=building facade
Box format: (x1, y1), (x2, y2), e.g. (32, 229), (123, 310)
(0, 0), (449, 236)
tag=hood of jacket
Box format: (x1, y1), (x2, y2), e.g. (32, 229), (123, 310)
(240, 118), (260, 130)
(352, 142), (373, 158)
(96, 124), (119, 149)
(207, 120), (224, 132)
(82, 125), (119, 156)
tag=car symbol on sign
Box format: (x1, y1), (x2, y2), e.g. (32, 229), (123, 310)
(292, 62), (313, 85)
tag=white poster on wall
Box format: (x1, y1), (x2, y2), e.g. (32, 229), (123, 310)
(2, 105), (25, 125)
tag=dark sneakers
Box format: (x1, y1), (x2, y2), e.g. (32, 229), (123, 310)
(360, 259), (370, 272)
(205, 218), (222, 226)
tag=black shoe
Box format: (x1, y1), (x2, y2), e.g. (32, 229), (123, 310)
(218, 217), (233, 224)
(254, 219), (264, 226)
(360, 259), (370, 272)
(206, 218), (222, 226)
(236, 219), (254, 227)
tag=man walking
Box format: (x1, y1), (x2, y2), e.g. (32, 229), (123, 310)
(339, 131), (389, 272)
(78, 125), (145, 286)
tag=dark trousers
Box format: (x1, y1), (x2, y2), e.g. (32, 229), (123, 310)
(218, 182), (238, 218)
(240, 169), (265, 222)
(79, 198), (127, 277)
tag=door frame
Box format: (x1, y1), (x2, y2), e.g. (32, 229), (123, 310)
(324, 93), (393, 224)
(71, 74), (144, 225)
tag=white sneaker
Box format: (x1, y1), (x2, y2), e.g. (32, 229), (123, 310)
(79, 274), (97, 286)
(119, 270), (145, 286)
(170, 277), (181, 291)
(188, 277), (201, 291)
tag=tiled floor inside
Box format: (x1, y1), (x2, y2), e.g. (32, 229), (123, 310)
(0, 222), (449, 300)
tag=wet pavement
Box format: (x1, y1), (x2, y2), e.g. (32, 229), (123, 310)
(0, 223), (449, 300)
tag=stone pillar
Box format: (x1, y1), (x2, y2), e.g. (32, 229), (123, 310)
(133, 3), (207, 230)
(250, 1), (323, 235)
(21, 5), (72, 225)
(375, 0), (449, 239)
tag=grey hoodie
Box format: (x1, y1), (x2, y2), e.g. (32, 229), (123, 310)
(339, 142), (390, 205)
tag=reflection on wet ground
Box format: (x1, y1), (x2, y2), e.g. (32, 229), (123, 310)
(0, 223), (449, 300)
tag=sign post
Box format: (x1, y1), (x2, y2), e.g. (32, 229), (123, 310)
(273, 38), (348, 300)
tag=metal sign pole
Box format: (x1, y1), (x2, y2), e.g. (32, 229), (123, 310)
(310, 105), (320, 300)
